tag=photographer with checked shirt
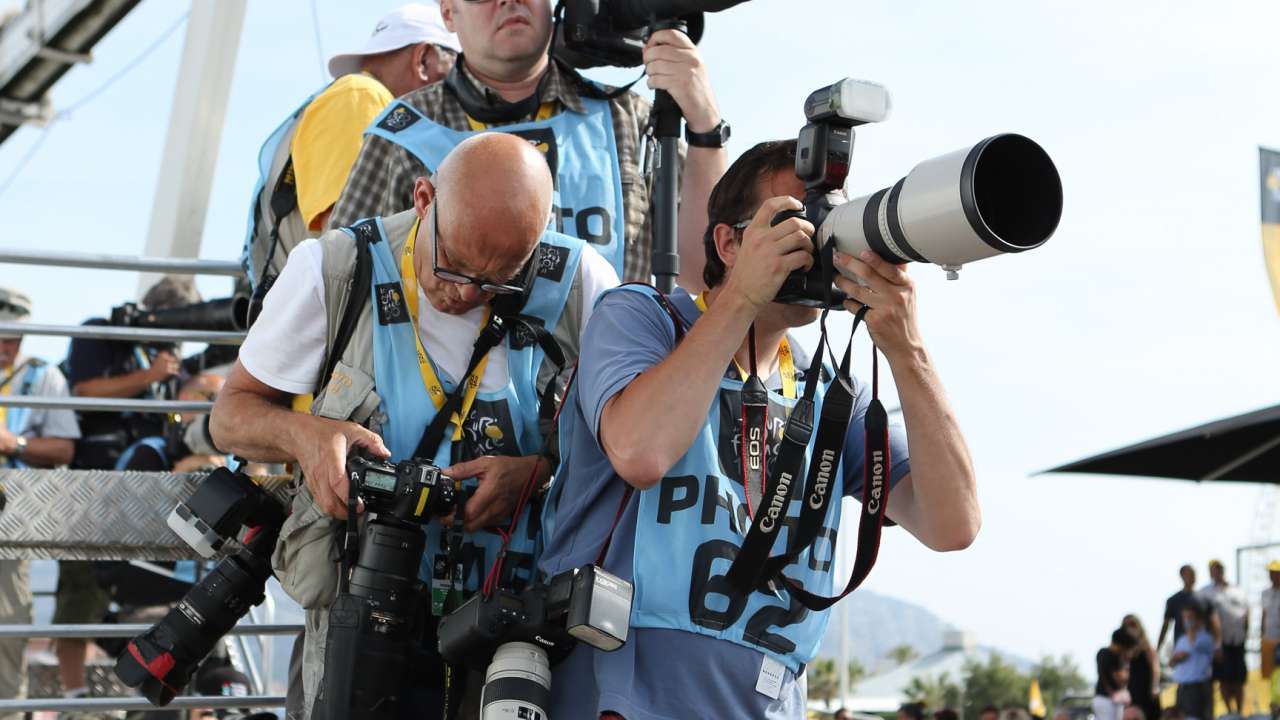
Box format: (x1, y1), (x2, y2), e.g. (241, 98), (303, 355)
(211, 134), (618, 718)
(538, 140), (980, 719)
(329, 0), (729, 290)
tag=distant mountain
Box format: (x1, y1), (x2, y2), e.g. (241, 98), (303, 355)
(815, 589), (949, 670)
(815, 590), (1034, 675)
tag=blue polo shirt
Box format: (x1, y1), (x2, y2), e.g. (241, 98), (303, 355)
(1172, 630), (1214, 684)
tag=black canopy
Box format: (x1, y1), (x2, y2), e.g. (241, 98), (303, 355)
(1045, 404), (1280, 483)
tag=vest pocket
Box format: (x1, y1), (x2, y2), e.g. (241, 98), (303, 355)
(271, 484), (340, 610)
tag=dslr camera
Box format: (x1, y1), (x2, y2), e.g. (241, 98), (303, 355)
(437, 564), (633, 720)
(116, 468), (286, 705)
(316, 455), (459, 720)
(776, 78), (1065, 307)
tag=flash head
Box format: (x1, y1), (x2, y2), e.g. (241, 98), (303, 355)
(804, 78), (892, 126)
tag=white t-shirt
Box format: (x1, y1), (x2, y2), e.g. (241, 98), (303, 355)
(239, 237), (619, 396)
(1200, 582), (1249, 645)
(1261, 587), (1280, 640)
(3, 357), (81, 440)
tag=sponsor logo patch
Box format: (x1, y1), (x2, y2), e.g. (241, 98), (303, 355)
(377, 104), (419, 133)
(375, 283), (409, 325)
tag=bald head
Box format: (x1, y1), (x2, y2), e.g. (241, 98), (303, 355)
(436, 133), (553, 242)
(413, 133), (555, 314)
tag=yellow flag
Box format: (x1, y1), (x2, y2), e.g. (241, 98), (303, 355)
(1029, 678), (1047, 718)
(1260, 147), (1280, 317)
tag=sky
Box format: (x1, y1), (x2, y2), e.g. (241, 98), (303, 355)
(2, 0), (1280, 682)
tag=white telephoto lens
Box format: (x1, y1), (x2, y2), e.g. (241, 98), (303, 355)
(819, 134), (1062, 274)
(481, 642), (552, 720)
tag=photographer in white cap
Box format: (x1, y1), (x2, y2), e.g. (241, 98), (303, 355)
(0, 286), (79, 717)
(243, 3), (461, 301)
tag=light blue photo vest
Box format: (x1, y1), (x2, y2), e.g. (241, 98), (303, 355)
(364, 95), (626, 278)
(345, 216), (583, 589)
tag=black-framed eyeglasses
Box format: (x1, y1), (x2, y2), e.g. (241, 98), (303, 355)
(431, 204), (531, 296)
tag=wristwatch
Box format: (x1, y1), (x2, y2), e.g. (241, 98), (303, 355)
(13, 436), (27, 458)
(685, 119), (731, 148)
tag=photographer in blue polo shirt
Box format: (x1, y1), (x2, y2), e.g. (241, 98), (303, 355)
(538, 140), (980, 719)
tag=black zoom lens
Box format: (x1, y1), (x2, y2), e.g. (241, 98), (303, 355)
(115, 549), (272, 705)
(320, 518), (426, 719)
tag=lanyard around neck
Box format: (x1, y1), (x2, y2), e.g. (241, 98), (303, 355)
(401, 216), (493, 443)
(465, 101), (557, 131)
(694, 292), (796, 399)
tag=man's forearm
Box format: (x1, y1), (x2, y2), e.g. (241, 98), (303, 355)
(887, 346), (979, 551)
(601, 291), (755, 488)
(73, 369), (155, 398)
(675, 146), (728, 293)
(209, 385), (304, 463)
(14, 437), (74, 467)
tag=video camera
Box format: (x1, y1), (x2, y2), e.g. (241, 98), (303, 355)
(775, 78), (1065, 307)
(437, 564), (633, 720)
(554, 0), (747, 68)
(317, 455), (459, 719)
(116, 468), (286, 706)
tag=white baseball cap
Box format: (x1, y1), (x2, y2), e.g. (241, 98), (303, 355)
(327, 3), (461, 80)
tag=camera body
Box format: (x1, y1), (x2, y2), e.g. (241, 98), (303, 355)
(117, 468), (285, 706)
(776, 78), (1064, 306)
(347, 454), (457, 524)
(437, 564), (633, 670)
(775, 79), (891, 307)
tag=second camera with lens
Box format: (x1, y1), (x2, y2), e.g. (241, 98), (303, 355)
(315, 455), (459, 720)
(437, 564), (633, 720)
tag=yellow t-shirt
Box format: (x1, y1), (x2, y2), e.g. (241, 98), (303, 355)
(291, 72), (394, 231)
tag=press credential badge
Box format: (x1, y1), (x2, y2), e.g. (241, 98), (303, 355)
(756, 655), (785, 700)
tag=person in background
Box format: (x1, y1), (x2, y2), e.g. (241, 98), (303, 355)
(834, 710), (855, 720)
(1124, 614), (1162, 720)
(329, 0), (731, 290)
(1095, 628), (1137, 720)
(59, 275), (201, 704)
(114, 373), (227, 473)
(1159, 565), (1199, 651)
(1260, 560), (1280, 682)
(1200, 559), (1246, 715)
(244, 3), (460, 294)
(1170, 600), (1215, 720)
(1161, 709), (1186, 720)
(980, 705), (1001, 720)
(0, 287), (79, 718)
(935, 709), (959, 720)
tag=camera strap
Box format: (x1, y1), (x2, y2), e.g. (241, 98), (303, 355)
(725, 306), (888, 602)
(780, 340), (891, 611)
(740, 328), (769, 516)
(316, 231), (373, 397)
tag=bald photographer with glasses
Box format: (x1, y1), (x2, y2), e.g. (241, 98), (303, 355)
(211, 133), (618, 717)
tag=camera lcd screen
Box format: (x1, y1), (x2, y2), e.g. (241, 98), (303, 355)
(363, 468), (397, 494)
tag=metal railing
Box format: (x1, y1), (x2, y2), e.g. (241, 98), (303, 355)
(0, 321), (245, 345)
(0, 396), (213, 413)
(0, 247), (244, 276)
(0, 621), (300, 715)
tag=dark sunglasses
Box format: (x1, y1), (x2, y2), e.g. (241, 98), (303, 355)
(431, 204), (533, 296)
